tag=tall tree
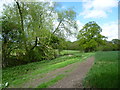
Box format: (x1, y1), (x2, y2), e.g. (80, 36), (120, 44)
(2, 3), (24, 67)
(1, 1), (78, 67)
(2, 2), (57, 67)
(77, 21), (107, 52)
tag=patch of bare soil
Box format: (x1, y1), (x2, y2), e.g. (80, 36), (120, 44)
(49, 56), (94, 88)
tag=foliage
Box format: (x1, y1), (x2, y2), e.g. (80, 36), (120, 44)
(96, 39), (120, 51)
(53, 8), (77, 37)
(77, 21), (107, 52)
(1, 1), (77, 67)
(111, 39), (120, 51)
(65, 41), (80, 50)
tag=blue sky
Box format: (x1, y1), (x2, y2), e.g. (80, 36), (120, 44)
(58, 2), (117, 23)
(57, 1), (118, 41)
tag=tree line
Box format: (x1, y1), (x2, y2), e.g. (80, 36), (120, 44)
(1, 1), (119, 68)
(73, 21), (120, 52)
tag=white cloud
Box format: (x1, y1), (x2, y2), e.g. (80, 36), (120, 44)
(61, 6), (66, 9)
(49, 1), (54, 7)
(80, 0), (118, 18)
(76, 20), (84, 30)
(101, 21), (118, 41)
(81, 10), (107, 18)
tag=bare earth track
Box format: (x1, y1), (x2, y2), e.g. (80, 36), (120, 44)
(49, 56), (94, 88)
(18, 56), (94, 88)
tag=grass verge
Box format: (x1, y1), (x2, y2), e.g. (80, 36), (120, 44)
(37, 74), (65, 88)
(3, 50), (94, 88)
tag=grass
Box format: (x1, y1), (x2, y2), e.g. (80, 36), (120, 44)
(83, 51), (119, 88)
(2, 50), (94, 88)
(60, 50), (81, 56)
(37, 74), (65, 88)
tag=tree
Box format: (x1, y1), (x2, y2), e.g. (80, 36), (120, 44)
(51, 8), (77, 54)
(1, 1), (77, 67)
(112, 39), (120, 50)
(53, 8), (77, 38)
(1, 2), (57, 67)
(65, 41), (80, 50)
(77, 21), (107, 52)
(1, 3), (24, 67)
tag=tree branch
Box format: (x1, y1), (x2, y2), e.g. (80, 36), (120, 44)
(15, 0), (24, 32)
(53, 19), (63, 34)
(30, 37), (38, 50)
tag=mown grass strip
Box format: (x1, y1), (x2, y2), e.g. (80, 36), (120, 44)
(37, 74), (65, 88)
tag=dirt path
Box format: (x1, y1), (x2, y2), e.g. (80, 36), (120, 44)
(20, 56), (94, 88)
(49, 56), (94, 88)
(22, 56), (80, 88)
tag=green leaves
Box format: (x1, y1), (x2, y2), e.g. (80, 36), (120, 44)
(53, 8), (77, 37)
(78, 21), (107, 52)
(2, 1), (78, 67)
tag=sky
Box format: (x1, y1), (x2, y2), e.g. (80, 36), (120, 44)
(0, 0), (119, 42)
(56, 0), (118, 41)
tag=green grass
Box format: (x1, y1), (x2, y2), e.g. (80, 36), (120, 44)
(60, 50), (81, 56)
(83, 51), (119, 88)
(2, 50), (94, 88)
(37, 74), (65, 88)
(95, 51), (119, 62)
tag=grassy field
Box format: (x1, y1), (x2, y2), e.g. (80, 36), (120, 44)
(2, 50), (94, 88)
(83, 51), (119, 88)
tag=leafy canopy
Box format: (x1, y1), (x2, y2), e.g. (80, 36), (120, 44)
(77, 21), (107, 52)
